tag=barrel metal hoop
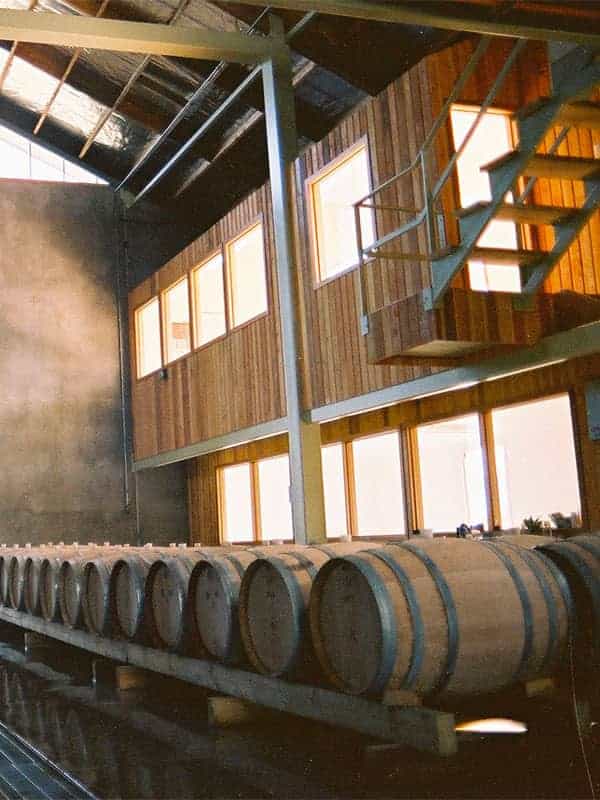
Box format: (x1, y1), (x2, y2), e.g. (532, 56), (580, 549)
(224, 554), (246, 580)
(402, 544), (459, 696)
(208, 558), (240, 662)
(343, 554), (398, 696)
(540, 544), (600, 638)
(571, 537), (600, 560)
(313, 546), (338, 559)
(495, 541), (559, 673)
(535, 550), (577, 641)
(282, 551), (319, 579)
(482, 542), (534, 682)
(369, 549), (424, 691)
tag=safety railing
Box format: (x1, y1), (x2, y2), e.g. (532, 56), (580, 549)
(354, 34), (534, 334)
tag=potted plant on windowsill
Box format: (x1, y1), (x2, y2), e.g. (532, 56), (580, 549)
(522, 516), (545, 534)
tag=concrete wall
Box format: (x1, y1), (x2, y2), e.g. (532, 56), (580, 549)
(0, 180), (187, 545)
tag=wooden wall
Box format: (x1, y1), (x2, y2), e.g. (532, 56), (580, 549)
(188, 354), (600, 543)
(129, 186), (286, 461)
(129, 37), (600, 463)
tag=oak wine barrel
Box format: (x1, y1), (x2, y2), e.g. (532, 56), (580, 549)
(111, 550), (167, 641)
(82, 551), (126, 636)
(58, 547), (106, 628)
(536, 533), (600, 665)
(7, 552), (30, 610)
(309, 538), (572, 698)
(238, 543), (371, 677)
(146, 547), (236, 650)
(190, 545), (308, 665)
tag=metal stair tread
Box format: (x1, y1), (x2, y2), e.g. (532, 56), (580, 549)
(434, 246), (547, 266)
(454, 201), (579, 225)
(482, 151), (600, 181)
(556, 100), (600, 129)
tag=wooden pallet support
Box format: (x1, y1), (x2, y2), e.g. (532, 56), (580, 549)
(0, 607), (457, 756)
(207, 696), (267, 727)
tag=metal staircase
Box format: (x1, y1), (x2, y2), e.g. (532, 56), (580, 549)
(355, 41), (600, 330)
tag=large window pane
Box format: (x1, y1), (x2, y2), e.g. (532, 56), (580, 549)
(193, 253), (226, 346)
(221, 464), (254, 543)
(227, 223), (268, 327)
(310, 144), (376, 281)
(352, 433), (405, 536)
(321, 444), (348, 539)
(492, 395), (581, 529)
(163, 277), (191, 363)
(417, 414), (488, 532)
(257, 455), (293, 541)
(135, 298), (161, 378)
(451, 107), (520, 293)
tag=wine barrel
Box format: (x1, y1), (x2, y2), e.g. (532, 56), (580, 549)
(111, 548), (176, 641)
(24, 551), (52, 616)
(146, 547), (236, 650)
(0, 547), (18, 606)
(82, 551), (127, 636)
(7, 552), (29, 610)
(58, 547), (106, 628)
(190, 545), (309, 665)
(309, 538), (572, 698)
(497, 534), (557, 549)
(238, 543), (371, 677)
(536, 533), (600, 665)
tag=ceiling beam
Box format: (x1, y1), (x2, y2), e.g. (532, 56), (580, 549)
(0, 9), (282, 64)
(216, 0), (600, 45)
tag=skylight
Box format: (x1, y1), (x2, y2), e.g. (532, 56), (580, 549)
(0, 123), (105, 184)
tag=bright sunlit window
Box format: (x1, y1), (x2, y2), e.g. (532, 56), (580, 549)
(226, 222), (268, 327)
(321, 443), (348, 539)
(163, 277), (191, 364)
(491, 395), (581, 529)
(135, 298), (162, 378)
(352, 433), (406, 536)
(451, 106), (520, 293)
(192, 252), (226, 346)
(257, 455), (293, 541)
(0, 124), (105, 184)
(417, 414), (489, 532)
(309, 142), (376, 282)
(220, 463), (255, 543)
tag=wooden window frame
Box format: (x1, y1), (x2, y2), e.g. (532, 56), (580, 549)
(224, 217), (270, 332)
(134, 295), (163, 380)
(306, 137), (377, 288)
(161, 274), (193, 366)
(190, 247), (228, 352)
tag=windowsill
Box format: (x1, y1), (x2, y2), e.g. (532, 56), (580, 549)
(314, 261), (360, 289)
(229, 309), (269, 333)
(164, 350), (192, 369)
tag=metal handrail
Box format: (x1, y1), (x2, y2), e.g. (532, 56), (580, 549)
(355, 35), (529, 330)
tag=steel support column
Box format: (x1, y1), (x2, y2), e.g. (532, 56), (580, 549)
(261, 17), (326, 545)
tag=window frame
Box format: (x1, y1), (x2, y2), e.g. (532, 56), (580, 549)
(134, 295), (164, 380)
(161, 274), (193, 366)
(306, 138), (377, 288)
(224, 217), (270, 331)
(190, 247), (228, 352)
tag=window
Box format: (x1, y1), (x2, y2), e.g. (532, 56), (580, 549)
(257, 455), (293, 541)
(220, 455), (292, 543)
(192, 252), (226, 346)
(135, 298), (162, 378)
(309, 142), (376, 282)
(416, 414), (488, 532)
(163, 277), (191, 363)
(352, 433), (406, 536)
(220, 463), (255, 543)
(451, 107), (521, 293)
(0, 123), (105, 184)
(491, 395), (581, 529)
(226, 222), (268, 327)
(321, 444), (348, 539)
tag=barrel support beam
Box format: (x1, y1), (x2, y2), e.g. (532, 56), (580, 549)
(261, 16), (326, 545)
(0, 607), (457, 756)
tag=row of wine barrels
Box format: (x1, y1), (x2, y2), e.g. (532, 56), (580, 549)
(536, 534), (600, 665)
(236, 542), (374, 677)
(309, 539), (572, 698)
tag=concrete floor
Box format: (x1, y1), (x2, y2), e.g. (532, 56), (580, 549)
(0, 635), (596, 800)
